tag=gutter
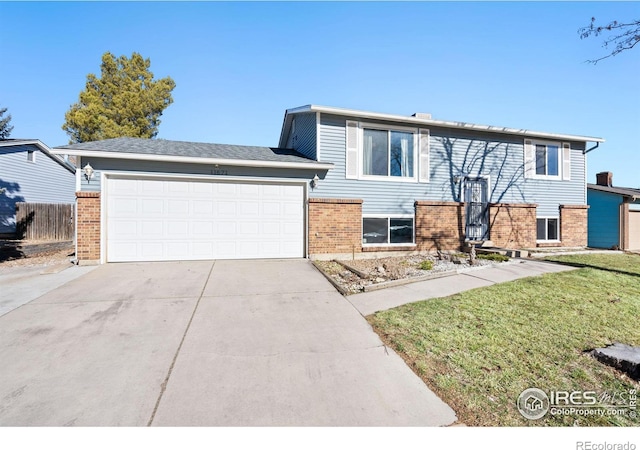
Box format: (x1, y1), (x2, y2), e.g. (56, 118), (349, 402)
(287, 105), (606, 144)
(50, 148), (334, 171)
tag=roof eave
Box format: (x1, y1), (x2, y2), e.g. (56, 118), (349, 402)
(285, 105), (605, 143)
(0, 139), (76, 173)
(50, 148), (334, 171)
(587, 184), (640, 200)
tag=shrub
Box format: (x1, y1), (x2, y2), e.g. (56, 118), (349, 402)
(418, 260), (434, 271)
(477, 253), (510, 262)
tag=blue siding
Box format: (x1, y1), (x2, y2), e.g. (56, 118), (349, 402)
(587, 189), (620, 248)
(523, 142), (586, 217)
(0, 145), (76, 233)
(312, 113), (587, 217)
(285, 112), (317, 160)
(78, 158), (322, 193)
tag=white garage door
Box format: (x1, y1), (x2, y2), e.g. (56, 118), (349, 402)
(106, 177), (304, 262)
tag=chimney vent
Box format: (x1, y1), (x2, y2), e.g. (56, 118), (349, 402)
(412, 113), (432, 120)
(596, 171), (613, 187)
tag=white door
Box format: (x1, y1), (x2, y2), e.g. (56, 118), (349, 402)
(106, 177), (304, 262)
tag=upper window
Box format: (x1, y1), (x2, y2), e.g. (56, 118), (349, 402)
(535, 144), (559, 176)
(345, 121), (430, 182)
(524, 139), (571, 181)
(363, 129), (414, 177)
(27, 150), (35, 163)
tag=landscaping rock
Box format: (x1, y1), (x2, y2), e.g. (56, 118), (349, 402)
(592, 343), (640, 380)
(314, 254), (500, 295)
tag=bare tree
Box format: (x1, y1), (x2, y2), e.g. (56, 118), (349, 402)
(432, 136), (525, 203)
(579, 17), (640, 64)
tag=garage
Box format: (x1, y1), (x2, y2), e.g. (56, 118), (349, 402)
(105, 176), (305, 262)
(629, 210), (640, 251)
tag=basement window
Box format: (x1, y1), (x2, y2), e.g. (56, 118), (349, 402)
(536, 217), (559, 241)
(363, 216), (414, 245)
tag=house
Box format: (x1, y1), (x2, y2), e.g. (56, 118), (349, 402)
(587, 172), (640, 251)
(0, 139), (76, 237)
(52, 105), (604, 264)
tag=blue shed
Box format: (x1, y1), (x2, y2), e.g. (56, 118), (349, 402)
(587, 172), (640, 251)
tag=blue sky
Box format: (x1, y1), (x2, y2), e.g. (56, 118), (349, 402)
(1, 1), (638, 187)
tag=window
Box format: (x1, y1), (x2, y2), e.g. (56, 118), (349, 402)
(345, 121), (429, 182)
(535, 143), (559, 176)
(524, 139), (570, 180)
(536, 218), (559, 241)
(27, 150), (35, 162)
(363, 216), (414, 245)
(363, 129), (414, 177)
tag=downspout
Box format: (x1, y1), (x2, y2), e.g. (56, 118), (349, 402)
(583, 142), (599, 154)
(583, 142), (600, 208)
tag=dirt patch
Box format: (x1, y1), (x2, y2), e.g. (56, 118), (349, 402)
(314, 253), (497, 295)
(0, 240), (75, 269)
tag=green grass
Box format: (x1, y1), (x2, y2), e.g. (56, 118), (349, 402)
(368, 253), (640, 426)
(545, 252), (640, 277)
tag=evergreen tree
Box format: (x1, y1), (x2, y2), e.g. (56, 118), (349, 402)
(0, 106), (13, 139)
(63, 52), (176, 143)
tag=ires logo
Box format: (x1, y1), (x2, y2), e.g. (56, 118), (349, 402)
(550, 390), (598, 406)
(517, 388), (636, 420)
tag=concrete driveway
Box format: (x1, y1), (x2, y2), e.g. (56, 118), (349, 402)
(0, 259), (456, 426)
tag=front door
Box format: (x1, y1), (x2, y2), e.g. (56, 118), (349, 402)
(464, 177), (489, 241)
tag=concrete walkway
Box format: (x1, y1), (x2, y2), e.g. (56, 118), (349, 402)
(348, 259), (576, 316)
(0, 259), (456, 426)
(0, 263), (97, 317)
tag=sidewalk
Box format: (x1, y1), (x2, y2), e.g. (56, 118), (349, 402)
(0, 264), (97, 317)
(346, 259), (576, 316)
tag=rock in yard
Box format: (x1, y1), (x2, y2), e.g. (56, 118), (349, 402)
(593, 343), (640, 380)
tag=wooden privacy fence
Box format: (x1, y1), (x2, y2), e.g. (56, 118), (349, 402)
(15, 202), (75, 240)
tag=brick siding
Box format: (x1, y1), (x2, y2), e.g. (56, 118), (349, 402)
(489, 203), (537, 248)
(308, 198), (362, 255)
(560, 204), (589, 247)
(415, 201), (465, 252)
(76, 191), (101, 262)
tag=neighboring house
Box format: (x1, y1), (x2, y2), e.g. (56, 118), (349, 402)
(0, 139), (76, 237)
(52, 105), (603, 264)
(587, 172), (640, 251)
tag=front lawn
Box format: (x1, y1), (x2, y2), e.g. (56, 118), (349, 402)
(368, 253), (640, 426)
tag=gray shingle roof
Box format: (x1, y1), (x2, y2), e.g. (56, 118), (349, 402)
(56, 137), (318, 165)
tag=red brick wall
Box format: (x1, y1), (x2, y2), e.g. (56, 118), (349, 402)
(489, 203), (537, 248)
(415, 201), (465, 251)
(560, 204), (589, 247)
(308, 198), (362, 255)
(76, 191), (101, 262)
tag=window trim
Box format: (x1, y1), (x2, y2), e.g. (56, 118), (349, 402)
(359, 122), (419, 183)
(527, 139), (562, 180)
(536, 216), (560, 242)
(27, 149), (36, 163)
(362, 213), (415, 246)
